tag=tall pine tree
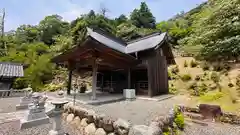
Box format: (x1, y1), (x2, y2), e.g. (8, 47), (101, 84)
(130, 2), (156, 28)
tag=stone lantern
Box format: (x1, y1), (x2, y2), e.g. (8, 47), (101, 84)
(16, 86), (33, 110)
(49, 100), (68, 135)
(20, 92), (49, 129)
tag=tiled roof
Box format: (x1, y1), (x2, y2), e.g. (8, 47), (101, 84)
(87, 28), (126, 53)
(125, 32), (167, 54)
(87, 27), (168, 54)
(0, 62), (24, 77)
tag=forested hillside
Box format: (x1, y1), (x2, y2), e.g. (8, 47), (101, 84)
(0, 0), (239, 91)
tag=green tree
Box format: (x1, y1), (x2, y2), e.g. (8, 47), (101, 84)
(39, 15), (70, 45)
(130, 2), (156, 28)
(178, 0), (240, 60)
(116, 22), (140, 41)
(15, 25), (40, 43)
(71, 14), (115, 45)
(115, 14), (128, 26)
(88, 10), (96, 18)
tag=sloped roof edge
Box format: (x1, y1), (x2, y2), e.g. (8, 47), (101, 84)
(125, 32), (167, 54)
(87, 27), (126, 53)
(86, 27), (168, 54)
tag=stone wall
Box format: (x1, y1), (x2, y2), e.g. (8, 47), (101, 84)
(63, 103), (131, 135)
(62, 103), (181, 135)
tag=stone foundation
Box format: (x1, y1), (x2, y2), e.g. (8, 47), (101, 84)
(63, 103), (181, 135)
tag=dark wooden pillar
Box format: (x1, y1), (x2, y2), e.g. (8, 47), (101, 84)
(127, 68), (131, 88)
(67, 61), (75, 95)
(67, 70), (72, 95)
(91, 57), (98, 100)
(147, 60), (153, 97)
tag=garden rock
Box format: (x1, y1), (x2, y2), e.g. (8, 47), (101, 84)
(85, 123), (97, 135)
(199, 104), (222, 120)
(129, 125), (148, 135)
(116, 128), (128, 135)
(95, 128), (107, 135)
(62, 113), (68, 120)
(148, 122), (162, 135)
(81, 118), (89, 127)
(75, 106), (88, 119)
(102, 116), (114, 133)
(72, 116), (81, 126)
(66, 113), (75, 123)
(113, 118), (131, 130)
(152, 118), (164, 129)
(94, 114), (106, 128)
(86, 109), (96, 123)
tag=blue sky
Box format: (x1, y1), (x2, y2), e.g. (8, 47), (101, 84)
(1, 0), (207, 31)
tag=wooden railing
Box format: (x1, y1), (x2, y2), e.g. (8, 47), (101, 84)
(0, 89), (30, 98)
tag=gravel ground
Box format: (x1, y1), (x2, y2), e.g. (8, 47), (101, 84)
(0, 97), (20, 113)
(83, 97), (182, 125)
(182, 122), (240, 135)
(0, 119), (81, 135)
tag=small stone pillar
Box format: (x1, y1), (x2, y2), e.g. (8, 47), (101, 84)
(20, 93), (50, 129)
(49, 100), (68, 135)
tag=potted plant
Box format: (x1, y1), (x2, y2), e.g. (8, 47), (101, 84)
(79, 82), (87, 93)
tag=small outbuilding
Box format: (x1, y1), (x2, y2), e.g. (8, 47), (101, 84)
(0, 62), (24, 90)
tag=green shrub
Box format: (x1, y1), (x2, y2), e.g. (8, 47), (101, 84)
(188, 82), (197, 90)
(174, 113), (185, 130)
(195, 75), (201, 81)
(169, 83), (178, 94)
(236, 74), (240, 88)
(199, 82), (208, 94)
(184, 60), (188, 67)
(201, 61), (210, 71)
(200, 92), (223, 102)
(203, 72), (208, 77)
(181, 74), (192, 81)
(171, 65), (179, 75)
(228, 82), (234, 88)
(213, 63), (224, 71)
(224, 72), (229, 76)
(43, 83), (64, 92)
(13, 77), (29, 89)
(168, 71), (174, 80)
(190, 60), (198, 68)
(188, 82), (207, 96)
(223, 63), (231, 71)
(211, 72), (220, 83)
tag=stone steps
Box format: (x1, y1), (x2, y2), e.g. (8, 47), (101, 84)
(184, 112), (204, 120)
(184, 118), (209, 126)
